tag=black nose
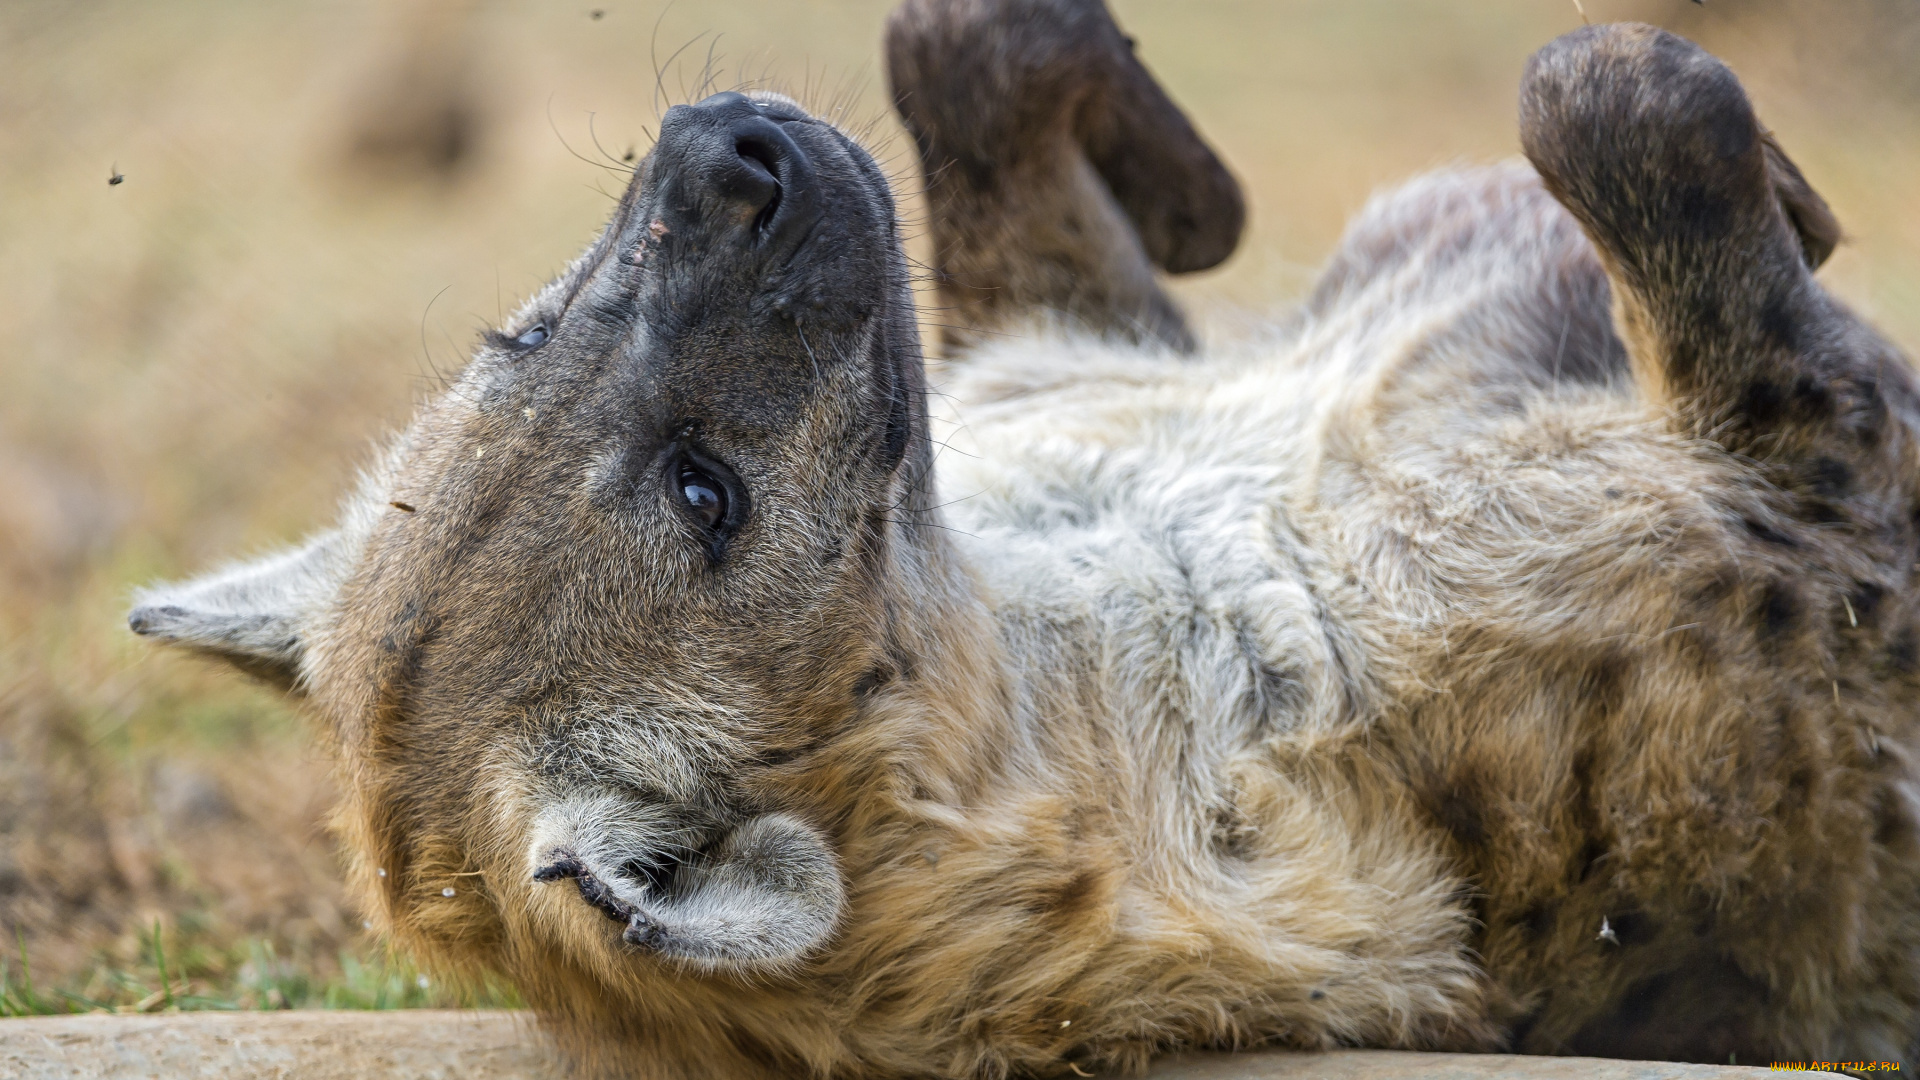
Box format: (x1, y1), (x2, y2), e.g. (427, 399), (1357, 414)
(653, 92), (818, 246)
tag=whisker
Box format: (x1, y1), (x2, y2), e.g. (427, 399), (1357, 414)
(546, 95), (632, 176)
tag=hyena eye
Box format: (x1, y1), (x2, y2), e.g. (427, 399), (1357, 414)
(677, 462), (727, 530)
(515, 323), (549, 347)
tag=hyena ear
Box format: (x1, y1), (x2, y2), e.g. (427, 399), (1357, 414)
(128, 530), (353, 691)
(636, 812), (844, 967)
(1761, 130), (1842, 271)
(1518, 23), (1865, 442)
(533, 806), (844, 970)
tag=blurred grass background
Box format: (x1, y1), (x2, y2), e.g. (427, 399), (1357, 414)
(1, 0), (1915, 1012)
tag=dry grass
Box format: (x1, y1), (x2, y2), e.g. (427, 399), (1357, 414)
(1, 0), (1914, 1012)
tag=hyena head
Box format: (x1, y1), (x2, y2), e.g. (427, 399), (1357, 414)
(129, 91), (934, 980)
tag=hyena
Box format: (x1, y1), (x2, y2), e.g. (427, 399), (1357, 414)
(129, 0), (1920, 1074)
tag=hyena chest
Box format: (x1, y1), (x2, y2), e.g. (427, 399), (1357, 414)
(938, 354), (1354, 759)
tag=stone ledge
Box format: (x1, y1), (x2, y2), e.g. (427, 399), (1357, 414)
(0, 1011), (1834, 1079)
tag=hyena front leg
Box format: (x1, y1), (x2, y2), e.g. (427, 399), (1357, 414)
(1521, 23), (1908, 478)
(885, 0), (1244, 355)
(1517, 24), (1920, 1061)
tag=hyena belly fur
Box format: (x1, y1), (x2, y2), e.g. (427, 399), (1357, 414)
(924, 160), (1920, 1066)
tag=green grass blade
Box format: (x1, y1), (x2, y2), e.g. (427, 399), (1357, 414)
(151, 919), (175, 1012)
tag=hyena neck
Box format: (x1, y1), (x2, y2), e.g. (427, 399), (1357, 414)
(846, 522), (1153, 839)
(860, 536), (1027, 803)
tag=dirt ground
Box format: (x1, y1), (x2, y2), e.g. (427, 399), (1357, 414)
(0, 1012), (1831, 1079)
(1, 0), (1917, 1010)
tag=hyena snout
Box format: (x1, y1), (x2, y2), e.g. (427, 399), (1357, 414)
(652, 92), (826, 253)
